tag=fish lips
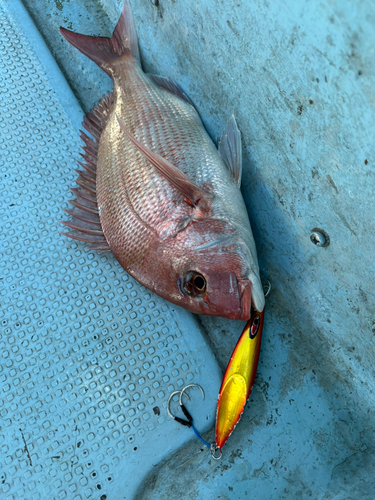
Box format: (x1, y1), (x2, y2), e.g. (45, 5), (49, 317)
(238, 280), (252, 321)
(199, 272), (251, 320)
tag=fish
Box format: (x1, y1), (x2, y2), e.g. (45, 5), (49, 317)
(60, 0), (265, 320)
(216, 308), (265, 449)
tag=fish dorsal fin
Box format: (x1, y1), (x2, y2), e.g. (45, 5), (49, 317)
(219, 115), (242, 188)
(116, 115), (213, 206)
(60, 92), (114, 253)
(148, 74), (194, 106)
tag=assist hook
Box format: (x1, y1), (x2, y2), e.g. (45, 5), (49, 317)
(179, 383), (204, 405)
(167, 384), (211, 449)
(167, 390), (191, 426)
(167, 384), (222, 459)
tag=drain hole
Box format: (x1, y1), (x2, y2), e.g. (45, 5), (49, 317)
(310, 228), (330, 247)
(96, 484), (102, 490)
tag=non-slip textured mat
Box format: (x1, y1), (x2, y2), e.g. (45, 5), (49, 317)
(0, 2), (221, 498)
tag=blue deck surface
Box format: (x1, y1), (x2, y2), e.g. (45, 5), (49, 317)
(0, 1), (221, 498)
(1, 0), (375, 498)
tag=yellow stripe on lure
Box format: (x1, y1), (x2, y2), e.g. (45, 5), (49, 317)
(216, 308), (265, 449)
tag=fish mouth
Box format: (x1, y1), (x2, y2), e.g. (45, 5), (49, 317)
(238, 280), (252, 321)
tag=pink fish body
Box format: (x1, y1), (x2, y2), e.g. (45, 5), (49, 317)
(60, 1), (265, 320)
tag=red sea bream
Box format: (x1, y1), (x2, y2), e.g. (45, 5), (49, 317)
(60, 0), (265, 320)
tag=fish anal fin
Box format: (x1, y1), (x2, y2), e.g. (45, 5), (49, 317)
(148, 74), (194, 106)
(116, 115), (213, 207)
(219, 115), (242, 188)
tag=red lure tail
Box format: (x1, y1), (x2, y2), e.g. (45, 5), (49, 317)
(216, 308), (265, 449)
(60, 0), (140, 77)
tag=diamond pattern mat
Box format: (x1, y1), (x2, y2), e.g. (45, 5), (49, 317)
(0, 2), (221, 499)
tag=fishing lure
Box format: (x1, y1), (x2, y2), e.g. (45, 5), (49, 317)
(215, 307), (265, 450)
(168, 282), (268, 455)
(168, 307), (265, 457)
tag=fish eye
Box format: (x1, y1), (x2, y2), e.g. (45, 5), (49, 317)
(193, 275), (205, 291)
(182, 271), (206, 297)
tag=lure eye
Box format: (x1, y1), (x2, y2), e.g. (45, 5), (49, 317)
(183, 271), (206, 297)
(249, 314), (260, 339)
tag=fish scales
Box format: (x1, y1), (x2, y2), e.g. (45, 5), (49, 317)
(99, 65), (228, 247)
(61, 0), (265, 319)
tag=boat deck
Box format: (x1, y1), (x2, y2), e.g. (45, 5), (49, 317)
(1, 0), (374, 498)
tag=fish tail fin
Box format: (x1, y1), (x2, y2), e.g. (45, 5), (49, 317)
(60, 0), (139, 77)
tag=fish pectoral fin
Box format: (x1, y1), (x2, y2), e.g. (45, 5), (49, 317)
(159, 215), (194, 240)
(116, 115), (213, 206)
(148, 74), (194, 107)
(218, 115), (242, 188)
